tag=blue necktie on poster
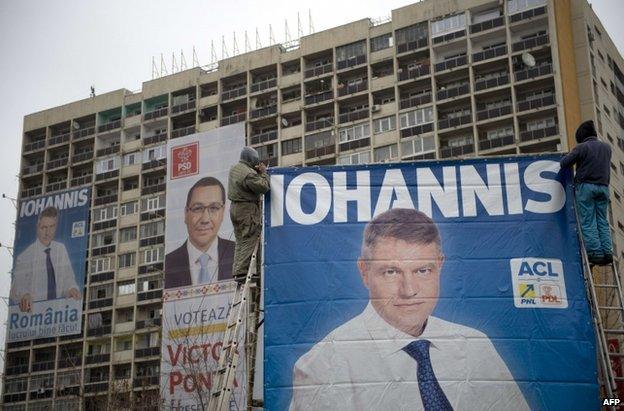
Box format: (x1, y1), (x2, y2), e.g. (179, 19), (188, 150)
(198, 253), (211, 284)
(44, 248), (56, 300)
(403, 340), (453, 411)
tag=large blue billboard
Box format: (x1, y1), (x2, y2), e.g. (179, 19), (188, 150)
(264, 155), (598, 410)
(8, 187), (90, 342)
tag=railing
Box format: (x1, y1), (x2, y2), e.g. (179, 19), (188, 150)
(87, 325), (112, 337)
(435, 55), (468, 72)
(440, 143), (475, 159)
(58, 356), (82, 368)
(250, 130), (278, 145)
(396, 37), (428, 54)
(139, 235), (165, 247)
(479, 134), (515, 150)
(337, 54), (367, 70)
(514, 63), (552, 82)
(136, 317), (162, 330)
(305, 144), (336, 159)
(93, 219), (116, 231)
(98, 120), (121, 133)
(519, 125), (559, 142)
(22, 163), (44, 175)
(95, 169), (119, 182)
(338, 80), (368, 97)
(250, 78), (277, 93)
(24, 139), (46, 152)
(135, 347), (161, 358)
(339, 137), (370, 152)
(143, 107), (168, 121)
(305, 118), (334, 132)
(31, 360), (55, 372)
(475, 74), (509, 91)
(305, 90), (333, 105)
(338, 108), (369, 124)
(141, 183), (166, 196)
(91, 245), (116, 257)
(5, 364), (29, 375)
(476, 104), (512, 121)
(48, 133), (70, 146)
(437, 84), (470, 101)
(137, 289), (163, 302)
(512, 34), (549, 53)
(96, 145), (120, 157)
(437, 114), (472, 130)
(84, 381), (109, 393)
(140, 209), (165, 222)
(221, 112), (246, 126)
(133, 376), (159, 388)
(45, 181), (67, 193)
(171, 125), (195, 139)
(221, 86), (247, 101)
(171, 100), (196, 115)
(72, 151), (93, 163)
(432, 29), (466, 44)
(304, 63), (333, 79)
(94, 194), (117, 206)
(251, 105), (277, 119)
(143, 132), (167, 146)
(400, 122), (434, 139)
(472, 45), (507, 63)
(72, 126), (96, 140)
(509, 5), (547, 23)
(399, 93), (432, 110)
(470, 16), (504, 34)
(29, 387), (53, 400)
(84, 353), (110, 365)
(142, 158), (166, 171)
(88, 297), (113, 309)
(90, 271), (114, 283)
(21, 186), (42, 198)
(46, 157), (68, 170)
(398, 65), (430, 81)
(517, 95), (556, 112)
(70, 174), (92, 187)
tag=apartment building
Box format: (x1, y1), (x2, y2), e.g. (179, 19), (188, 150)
(4, 0), (624, 409)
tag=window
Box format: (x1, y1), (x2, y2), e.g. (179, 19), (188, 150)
(92, 230), (116, 247)
(401, 135), (435, 157)
(472, 8), (500, 24)
(140, 221), (165, 238)
(399, 107), (434, 129)
(336, 40), (366, 63)
(95, 156), (120, 174)
(141, 247), (164, 265)
(91, 257), (112, 274)
(139, 276), (163, 292)
(115, 338), (133, 352)
(123, 152), (139, 166)
(120, 201), (138, 216)
(117, 281), (136, 296)
(526, 117), (556, 131)
(337, 150), (371, 165)
(141, 194), (165, 212)
(118, 252), (136, 268)
(507, 0), (546, 14)
(395, 23), (428, 45)
(93, 205), (118, 222)
(143, 144), (166, 163)
(431, 13), (466, 37)
(119, 227), (137, 243)
(282, 138), (302, 156)
(374, 144), (398, 163)
(487, 126), (514, 140)
(305, 131), (334, 150)
(371, 33), (393, 52)
(373, 116), (397, 134)
(339, 123), (370, 143)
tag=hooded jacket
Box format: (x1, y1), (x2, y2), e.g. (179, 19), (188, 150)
(560, 120), (612, 185)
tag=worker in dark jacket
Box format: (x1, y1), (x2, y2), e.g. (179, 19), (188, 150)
(228, 147), (270, 280)
(560, 120), (613, 265)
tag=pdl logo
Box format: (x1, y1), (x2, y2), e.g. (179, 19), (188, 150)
(171, 142), (199, 179)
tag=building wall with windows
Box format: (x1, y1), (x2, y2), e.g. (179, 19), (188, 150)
(4, 0), (624, 409)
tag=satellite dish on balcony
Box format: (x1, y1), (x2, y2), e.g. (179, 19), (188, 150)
(281, 117), (289, 127)
(73, 121), (80, 130)
(522, 52), (536, 68)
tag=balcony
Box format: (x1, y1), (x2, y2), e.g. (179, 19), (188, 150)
(171, 125), (195, 139)
(93, 219), (116, 231)
(95, 169), (119, 182)
(141, 183), (166, 196)
(85, 353), (111, 365)
(136, 317), (162, 330)
(45, 181), (67, 193)
(144, 132), (167, 146)
(306, 144), (335, 159)
(24, 139), (46, 152)
(338, 108), (369, 124)
(470, 16), (504, 34)
(171, 100), (196, 115)
(221, 86), (247, 101)
(437, 84), (470, 101)
(73, 151), (94, 163)
(90, 271), (114, 283)
(21, 186), (42, 198)
(305, 91), (333, 106)
(519, 125), (559, 142)
(440, 143), (475, 158)
(396, 37), (428, 54)
(92, 245), (115, 257)
(4, 392), (28, 403)
(87, 325), (112, 337)
(399, 93), (432, 110)
(22, 163), (44, 175)
(139, 235), (164, 247)
(476, 104), (512, 121)
(337, 55), (367, 70)
(472, 45), (507, 63)
(250, 78), (277, 93)
(512, 34), (549, 53)
(433, 30), (466, 45)
(137, 289), (163, 302)
(517, 95), (556, 112)
(400, 122), (434, 139)
(84, 381), (109, 393)
(509, 5), (547, 23)
(88, 298), (113, 310)
(438, 114), (472, 130)
(135, 347), (161, 358)
(98, 120), (121, 133)
(305, 118), (334, 132)
(435, 55), (468, 72)
(97, 145), (120, 157)
(46, 157), (69, 171)
(338, 80), (368, 97)
(49, 133), (70, 146)
(251, 105), (277, 119)
(479, 134), (515, 150)
(143, 107), (168, 121)
(72, 126), (96, 141)
(142, 158), (166, 171)
(398, 65), (431, 82)
(221, 112), (246, 126)
(139, 262), (163, 275)
(29, 387), (53, 400)
(304, 63), (333, 79)
(58, 356), (82, 369)
(71, 174), (93, 187)
(339, 137), (370, 152)
(6, 364), (29, 375)
(514, 64), (552, 82)
(260, 156), (278, 167)
(133, 376), (159, 388)
(250, 130), (278, 145)
(140, 209), (165, 222)
(475, 74), (509, 91)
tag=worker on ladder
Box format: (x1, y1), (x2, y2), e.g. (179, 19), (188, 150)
(228, 146), (270, 282)
(560, 120), (613, 266)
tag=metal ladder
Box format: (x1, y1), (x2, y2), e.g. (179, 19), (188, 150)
(209, 240), (261, 411)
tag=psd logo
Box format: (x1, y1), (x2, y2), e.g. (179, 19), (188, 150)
(510, 258), (568, 309)
(171, 142), (199, 179)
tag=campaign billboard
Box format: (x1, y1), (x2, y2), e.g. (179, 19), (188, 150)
(264, 155), (599, 410)
(8, 187), (90, 342)
(161, 124), (247, 408)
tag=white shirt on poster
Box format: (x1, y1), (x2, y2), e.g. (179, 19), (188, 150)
(187, 239), (219, 285)
(290, 303), (530, 411)
(10, 240), (78, 303)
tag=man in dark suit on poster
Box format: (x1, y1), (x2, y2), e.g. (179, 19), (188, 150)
(165, 177), (235, 289)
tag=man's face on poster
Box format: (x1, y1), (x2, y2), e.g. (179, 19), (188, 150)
(358, 237), (443, 337)
(184, 185), (225, 252)
(37, 216), (58, 247)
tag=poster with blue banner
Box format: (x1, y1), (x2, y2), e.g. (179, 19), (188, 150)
(264, 154), (598, 411)
(8, 187), (90, 342)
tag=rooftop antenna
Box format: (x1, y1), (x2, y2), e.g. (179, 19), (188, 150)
(171, 52), (179, 72)
(90, 86), (95, 98)
(180, 49), (188, 70)
(210, 41), (218, 64)
(245, 30), (251, 53)
(285, 19), (291, 43)
(160, 53), (168, 76)
(233, 31), (239, 55)
(269, 24), (275, 46)
(221, 35), (229, 59)
(152, 56), (159, 79)
(309, 9), (314, 33)
(298, 12), (304, 38)
(256, 28), (262, 49)
(192, 46), (199, 67)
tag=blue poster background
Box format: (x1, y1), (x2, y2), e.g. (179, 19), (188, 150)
(264, 154), (598, 410)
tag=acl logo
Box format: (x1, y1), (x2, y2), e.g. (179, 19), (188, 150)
(171, 142), (199, 179)
(510, 258), (568, 309)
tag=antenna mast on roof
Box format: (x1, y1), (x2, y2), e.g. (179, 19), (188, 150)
(221, 35), (229, 59)
(193, 46), (199, 67)
(298, 12), (304, 38)
(245, 30), (251, 53)
(269, 24), (275, 46)
(309, 9), (314, 33)
(210, 41), (217, 65)
(180, 49), (188, 70)
(233, 31), (239, 55)
(171, 52), (179, 73)
(160, 53), (168, 76)
(152, 56), (159, 79)
(256, 28), (262, 49)
(285, 20), (291, 43)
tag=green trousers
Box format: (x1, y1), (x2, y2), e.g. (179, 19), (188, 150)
(230, 201), (262, 278)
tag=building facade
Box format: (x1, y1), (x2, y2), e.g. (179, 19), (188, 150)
(3, 0), (624, 409)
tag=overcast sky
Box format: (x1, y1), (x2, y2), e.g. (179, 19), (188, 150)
(0, 0), (622, 371)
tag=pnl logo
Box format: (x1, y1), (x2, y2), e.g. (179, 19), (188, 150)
(510, 258), (568, 309)
(171, 142), (199, 180)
